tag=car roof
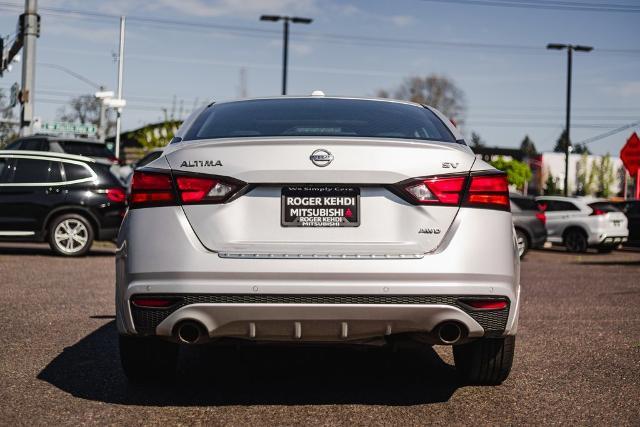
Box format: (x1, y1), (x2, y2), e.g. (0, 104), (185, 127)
(15, 135), (105, 144)
(0, 150), (95, 163)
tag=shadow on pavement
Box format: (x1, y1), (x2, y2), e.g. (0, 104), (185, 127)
(38, 321), (462, 406)
(0, 243), (114, 257)
(575, 259), (640, 266)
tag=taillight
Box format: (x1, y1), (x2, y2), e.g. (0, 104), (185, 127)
(464, 174), (510, 211)
(459, 299), (508, 311)
(130, 171), (176, 207)
(106, 187), (126, 203)
(175, 176), (237, 204)
(590, 208), (605, 216)
(535, 211), (546, 225)
(129, 170), (242, 208)
(404, 176), (466, 205)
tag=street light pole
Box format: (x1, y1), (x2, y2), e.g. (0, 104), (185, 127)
(115, 16), (126, 160)
(260, 15), (312, 95)
(547, 43), (593, 196)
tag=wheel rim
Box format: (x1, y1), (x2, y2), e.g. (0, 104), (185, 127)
(54, 219), (89, 254)
(516, 233), (526, 257)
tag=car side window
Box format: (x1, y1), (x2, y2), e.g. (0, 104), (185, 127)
(48, 161), (63, 182)
(0, 157), (9, 183)
(5, 140), (21, 150)
(11, 158), (51, 183)
(62, 163), (92, 181)
(21, 139), (48, 151)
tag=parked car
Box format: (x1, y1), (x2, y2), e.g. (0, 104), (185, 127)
(0, 150), (126, 256)
(510, 193), (547, 258)
(5, 136), (118, 164)
(613, 199), (640, 247)
(535, 196), (628, 253)
(116, 96), (520, 386)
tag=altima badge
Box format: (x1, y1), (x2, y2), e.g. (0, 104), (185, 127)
(310, 149), (333, 167)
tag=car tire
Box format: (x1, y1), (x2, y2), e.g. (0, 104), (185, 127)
(515, 229), (529, 258)
(119, 335), (179, 382)
(563, 229), (588, 253)
(453, 336), (515, 385)
(48, 213), (94, 257)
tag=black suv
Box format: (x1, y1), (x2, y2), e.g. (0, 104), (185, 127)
(0, 150), (126, 256)
(6, 136), (118, 163)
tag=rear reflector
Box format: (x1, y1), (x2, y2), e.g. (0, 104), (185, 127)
(461, 299), (508, 310)
(464, 174), (510, 210)
(131, 297), (178, 308)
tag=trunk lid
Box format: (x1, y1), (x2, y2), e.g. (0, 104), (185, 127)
(165, 137), (476, 257)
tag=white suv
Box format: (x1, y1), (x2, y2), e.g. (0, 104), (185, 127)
(535, 196), (628, 252)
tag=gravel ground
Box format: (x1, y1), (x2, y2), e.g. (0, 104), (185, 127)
(0, 242), (638, 425)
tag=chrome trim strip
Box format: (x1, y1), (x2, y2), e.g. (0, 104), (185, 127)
(218, 252), (424, 259)
(0, 231), (35, 236)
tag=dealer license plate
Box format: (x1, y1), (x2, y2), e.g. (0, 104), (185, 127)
(281, 186), (360, 227)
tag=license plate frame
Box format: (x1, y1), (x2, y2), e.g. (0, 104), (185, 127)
(281, 185), (360, 227)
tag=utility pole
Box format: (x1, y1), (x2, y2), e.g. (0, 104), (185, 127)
(260, 15), (313, 95)
(20, 0), (39, 136)
(114, 16), (126, 160)
(546, 43), (593, 196)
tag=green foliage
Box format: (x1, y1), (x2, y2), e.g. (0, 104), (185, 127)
(519, 135), (537, 158)
(489, 156), (532, 191)
(573, 143), (591, 154)
(126, 121), (182, 149)
(576, 153), (597, 196)
(595, 154), (615, 198)
(544, 173), (562, 195)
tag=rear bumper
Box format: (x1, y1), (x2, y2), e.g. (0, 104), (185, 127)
(597, 235), (628, 246)
(129, 294), (513, 342)
(116, 206), (521, 341)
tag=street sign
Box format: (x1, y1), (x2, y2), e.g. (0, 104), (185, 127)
(620, 132), (640, 199)
(620, 132), (640, 176)
(35, 121), (97, 135)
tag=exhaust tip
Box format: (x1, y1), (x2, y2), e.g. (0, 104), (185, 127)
(436, 322), (464, 344)
(176, 321), (206, 344)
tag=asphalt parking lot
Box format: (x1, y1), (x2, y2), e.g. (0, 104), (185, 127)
(0, 243), (638, 425)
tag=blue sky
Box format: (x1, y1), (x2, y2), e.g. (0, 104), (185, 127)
(1, 0), (639, 155)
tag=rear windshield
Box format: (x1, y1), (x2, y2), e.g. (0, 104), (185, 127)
(183, 98), (457, 143)
(58, 141), (113, 158)
(588, 202), (621, 213)
(511, 196), (539, 211)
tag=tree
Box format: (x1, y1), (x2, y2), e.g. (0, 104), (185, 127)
(519, 135), (537, 158)
(0, 89), (18, 148)
(553, 130), (570, 153)
(544, 173), (561, 195)
(57, 94), (115, 136)
(490, 156), (532, 192)
(576, 152), (596, 196)
(470, 132), (485, 148)
(377, 74), (466, 122)
(595, 154), (615, 198)
(125, 120), (182, 150)
(573, 143), (590, 154)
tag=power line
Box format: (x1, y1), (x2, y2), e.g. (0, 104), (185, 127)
(0, 3), (638, 55)
(579, 121), (640, 144)
(417, 0), (640, 13)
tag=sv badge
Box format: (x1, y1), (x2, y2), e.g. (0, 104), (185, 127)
(442, 162), (459, 169)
